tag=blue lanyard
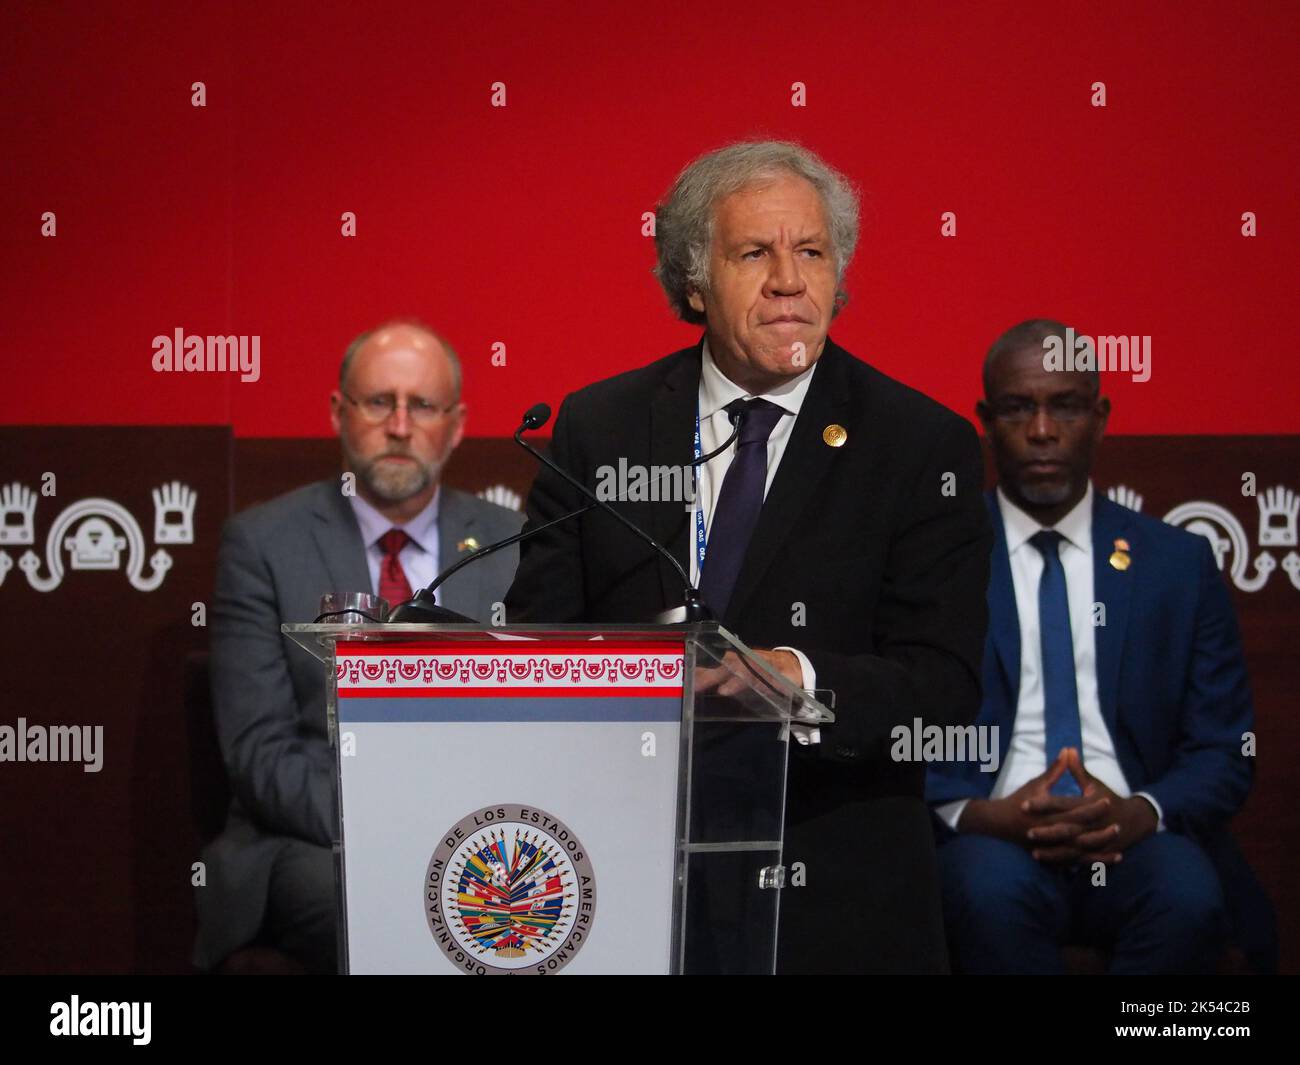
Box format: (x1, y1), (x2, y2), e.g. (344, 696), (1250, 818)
(693, 408), (707, 576)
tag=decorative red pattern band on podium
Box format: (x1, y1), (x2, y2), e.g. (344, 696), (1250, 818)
(334, 644), (686, 697)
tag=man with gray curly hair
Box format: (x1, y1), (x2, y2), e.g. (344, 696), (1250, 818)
(650, 140), (859, 393)
(507, 140), (992, 973)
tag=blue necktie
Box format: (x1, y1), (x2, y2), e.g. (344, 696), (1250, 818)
(698, 398), (785, 616)
(1030, 529), (1083, 796)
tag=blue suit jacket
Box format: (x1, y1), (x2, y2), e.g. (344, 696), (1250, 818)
(926, 490), (1275, 969)
(927, 489), (1253, 828)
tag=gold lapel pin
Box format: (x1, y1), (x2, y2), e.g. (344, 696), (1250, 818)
(1109, 538), (1131, 571)
(823, 424), (847, 448)
(457, 537), (480, 553)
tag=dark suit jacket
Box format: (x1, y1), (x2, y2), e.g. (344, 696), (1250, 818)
(926, 490), (1275, 971)
(194, 479), (524, 969)
(505, 336), (993, 973)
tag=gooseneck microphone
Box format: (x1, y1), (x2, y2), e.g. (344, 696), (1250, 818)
(385, 500), (597, 622)
(385, 402), (744, 625)
(512, 402), (726, 624)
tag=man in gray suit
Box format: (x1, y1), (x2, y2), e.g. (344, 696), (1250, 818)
(194, 320), (524, 973)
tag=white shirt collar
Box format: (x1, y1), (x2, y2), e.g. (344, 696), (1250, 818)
(348, 486), (441, 553)
(699, 336), (818, 419)
(997, 481), (1094, 555)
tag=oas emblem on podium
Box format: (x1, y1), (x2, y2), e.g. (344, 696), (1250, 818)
(425, 804), (597, 975)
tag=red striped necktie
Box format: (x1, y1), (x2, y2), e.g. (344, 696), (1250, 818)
(378, 528), (413, 607)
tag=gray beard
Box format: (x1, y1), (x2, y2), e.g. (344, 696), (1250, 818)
(364, 461), (432, 502)
(348, 448), (440, 503)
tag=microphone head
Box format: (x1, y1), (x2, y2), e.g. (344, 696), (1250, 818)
(521, 403), (552, 431)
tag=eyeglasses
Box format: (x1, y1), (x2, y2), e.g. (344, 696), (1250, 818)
(342, 391), (458, 425)
(988, 396), (1097, 424)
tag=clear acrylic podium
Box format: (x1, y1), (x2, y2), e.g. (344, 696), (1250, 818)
(284, 622), (835, 975)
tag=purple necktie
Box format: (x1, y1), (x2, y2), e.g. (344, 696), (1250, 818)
(698, 398), (785, 616)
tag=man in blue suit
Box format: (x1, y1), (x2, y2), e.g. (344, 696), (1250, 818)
(926, 319), (1270, 974)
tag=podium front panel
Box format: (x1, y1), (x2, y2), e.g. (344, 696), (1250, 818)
(332, 638), (685, 974)
(281, 623), (832, 974)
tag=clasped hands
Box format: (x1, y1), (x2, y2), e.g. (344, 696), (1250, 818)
(960, 748), (1158, 865)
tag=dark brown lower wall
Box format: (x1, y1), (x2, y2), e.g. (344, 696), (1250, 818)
(0, 427), (1296, 972)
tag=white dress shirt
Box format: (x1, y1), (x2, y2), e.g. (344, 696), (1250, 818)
(937, 482), (1163, 829)
(348, 489), (442, 602)
(694, 339), (820, 740)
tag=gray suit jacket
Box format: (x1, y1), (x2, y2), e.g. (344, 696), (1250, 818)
(193, 479), (523, 969)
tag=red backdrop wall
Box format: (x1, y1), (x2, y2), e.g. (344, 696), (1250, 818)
(1, 2), (1297, 975)
(2, 0), (1298, 434)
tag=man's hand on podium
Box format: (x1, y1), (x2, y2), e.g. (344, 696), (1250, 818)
(695, 648), (802, 698)
(693, 648), (821, 745)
